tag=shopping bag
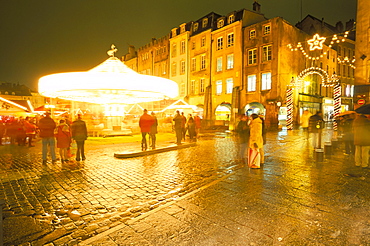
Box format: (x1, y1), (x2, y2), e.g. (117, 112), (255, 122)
(248, 148), (261, 168)
(68, 141), (77, 158)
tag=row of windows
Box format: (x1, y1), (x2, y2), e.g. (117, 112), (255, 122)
(193, 14), (236, 32)
(216, 33), (234, 50)
(249, 24), (271, 39)
(180, 78), (206, 96)
(248, 45), (272, 65)
(216, 78), (234, 95)
(247, 72), (272, 92)
(216, 54), (234, 72)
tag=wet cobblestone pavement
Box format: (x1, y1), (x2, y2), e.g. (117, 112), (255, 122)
(1, 129), (370, 245)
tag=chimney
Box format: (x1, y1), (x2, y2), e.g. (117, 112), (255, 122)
(253, 1), (261, 13)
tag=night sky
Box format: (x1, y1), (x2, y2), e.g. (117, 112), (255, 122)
(0, 0), (356, 91)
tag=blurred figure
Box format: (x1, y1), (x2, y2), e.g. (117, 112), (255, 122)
(0, 121), (5, 145)
(194, 114), (202, 139)
(342, 113), (356, 155)
(38, 112), (57, 164)
(24, 116), (37, 147)
(71, 114), (88, 161)
(173, 110), (183, 145)
(55, 119), (71, 163)
(249, 113), (264, 167)
(236, 114), (250, 163)
(16, 117), (27, 146)
(300, 110), (312, 139)
(308, 111), (324, 149)
(181, 112), (187, 141)
(353, 114), (370, 167)
(187, 114), (196, 142)
(139, 109), (154, 151)
(149, 112), (158, 149)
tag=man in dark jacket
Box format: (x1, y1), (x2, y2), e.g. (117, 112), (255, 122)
(38, 112), (57, 164)
(71, 114), (88, 161)
(308, 111), (324, 149)
(353, 114), (370, 167)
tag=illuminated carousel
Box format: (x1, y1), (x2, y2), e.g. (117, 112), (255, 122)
(38, 45), (179, 134)
(39, 45), (178, 105)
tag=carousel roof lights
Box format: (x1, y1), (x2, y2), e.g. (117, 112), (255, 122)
(39, 45), (179, 104)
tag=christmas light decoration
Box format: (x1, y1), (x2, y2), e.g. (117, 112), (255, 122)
(308, 34), (326, 51)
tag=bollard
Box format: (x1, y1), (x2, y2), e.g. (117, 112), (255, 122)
(0, 199), (3, 246)
(315, 148), (324, 162)
(324, 142), (332, 155)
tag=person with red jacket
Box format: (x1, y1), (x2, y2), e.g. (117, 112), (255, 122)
(38, 112), (57, 164)
(139, 109), (154, 151)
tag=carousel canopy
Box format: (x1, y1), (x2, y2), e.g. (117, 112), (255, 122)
(38, 49), (178, 104)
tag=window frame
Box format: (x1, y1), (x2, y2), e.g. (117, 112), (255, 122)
(227, 33), (234, 47)
(261, 72), (272, 90)
(216, 57), (223, 72)
(227, 54), (234, 69)
(247, 75), (257, 92)
(216, 80), (223, 95)
(217, 37), (223, 50)
(248, 48), (257, 65)
(226, 78), (233, 94)
(262, 45), (272, 62)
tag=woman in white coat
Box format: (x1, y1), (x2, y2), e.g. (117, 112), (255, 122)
(249, 114), (264, 167)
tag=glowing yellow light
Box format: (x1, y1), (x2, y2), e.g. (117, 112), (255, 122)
(308, 34), (326, 51)
(39, 57), (179, 104)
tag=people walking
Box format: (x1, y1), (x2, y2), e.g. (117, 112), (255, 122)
(149, 112), (158, 149)
(353, 113), (370, 168)
(173, 110), (183, 145)
(139, 109), (154, 151)
(194, 114), (202, 139)
(300, 109), (312, 139)
(71, 114), (88, 161)
(55, 119), (71, 163)
(249, 113), (264, 168)
(38, 112), (57, 164)
(342, 113), (355, 155)
(308, 111), (324, 149)
(236, 114), (250, 163)
(187, 114), (196, 142)
(24, 116), (37, 147)
(181, 112), (187, 141)
(0, 122), (5, 145)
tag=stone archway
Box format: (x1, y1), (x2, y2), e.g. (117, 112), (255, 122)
(243, 102), (265, 116)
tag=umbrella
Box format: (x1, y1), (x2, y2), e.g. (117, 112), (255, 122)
(355, 104), (370, 114)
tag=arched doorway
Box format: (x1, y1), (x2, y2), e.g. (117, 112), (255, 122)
(243, 102), (265, 116)
(215, 103), (231, 121)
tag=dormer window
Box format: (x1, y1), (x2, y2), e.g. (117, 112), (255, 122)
(193, 23), (199, 32)
(202, 18), (208, 28)
(217, 19), (224, 28)
(180, 24), (186, 33)
(228, 15), (235, 24)
(263, 24), (271, 35)
(171, 29), (177, 37)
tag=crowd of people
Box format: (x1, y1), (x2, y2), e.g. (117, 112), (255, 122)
(139, 109), (201, 150)
(0, 113), (88, 164)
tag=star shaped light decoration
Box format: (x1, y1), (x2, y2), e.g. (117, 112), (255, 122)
(307, 34), (326, 51)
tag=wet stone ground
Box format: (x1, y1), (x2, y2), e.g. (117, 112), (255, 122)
(1, 129), (370, 245)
